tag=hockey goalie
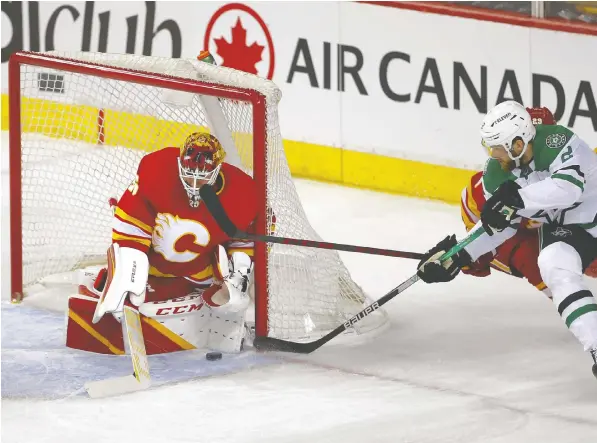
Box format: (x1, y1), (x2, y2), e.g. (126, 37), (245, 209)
(66, 132), (258, 355)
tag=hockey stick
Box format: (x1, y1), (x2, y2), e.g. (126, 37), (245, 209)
(252, 227), (485, 353)
(198, 185), (424, 260)
(84, 306), (151, 398)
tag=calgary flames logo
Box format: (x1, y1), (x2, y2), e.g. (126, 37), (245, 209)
(152, 213), (211, 263)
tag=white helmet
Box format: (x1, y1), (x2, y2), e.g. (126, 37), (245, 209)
(480, 101), (536, 162)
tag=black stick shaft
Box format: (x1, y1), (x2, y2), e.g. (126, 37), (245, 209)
(199, 185), (424, 260)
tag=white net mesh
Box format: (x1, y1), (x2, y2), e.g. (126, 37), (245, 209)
(15, 51), (387, 340)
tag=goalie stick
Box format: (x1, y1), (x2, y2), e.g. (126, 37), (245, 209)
(250, 227), (485, 353)
(198, 185), (424, 260)
(84, 305), (151, 397)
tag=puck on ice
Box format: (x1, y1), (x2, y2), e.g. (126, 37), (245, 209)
(206, 351), (222, 361)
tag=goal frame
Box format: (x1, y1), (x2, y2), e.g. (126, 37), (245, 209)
(8, 51), (270, 337)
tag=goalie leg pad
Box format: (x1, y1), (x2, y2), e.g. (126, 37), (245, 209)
(66, 295), (125, 355)
(139, 293), (210, 351)
(68, 293), (206, 355)
(207, 309), (249, 353)
(68, 291), (250, 354)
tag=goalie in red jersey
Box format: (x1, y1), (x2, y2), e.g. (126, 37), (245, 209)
(70, 132), (258, 355)
(459, 106), (597, 295)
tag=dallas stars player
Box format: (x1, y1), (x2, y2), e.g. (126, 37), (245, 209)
(417, 101), (597, 379)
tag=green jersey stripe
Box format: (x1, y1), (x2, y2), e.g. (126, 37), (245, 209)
(552, 173), (585, 191)
(566, 304), (597, 328)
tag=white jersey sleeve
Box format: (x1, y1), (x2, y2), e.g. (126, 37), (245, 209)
(518, 134), (589, 212)
(463, 222), (518, 262)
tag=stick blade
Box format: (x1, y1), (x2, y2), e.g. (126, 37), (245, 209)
(253, 336), (320, 354)
(85, 374), (150, 399)
(84, 306), (152, 398)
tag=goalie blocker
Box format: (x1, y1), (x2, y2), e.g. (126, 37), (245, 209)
(66, 244), (254, 356)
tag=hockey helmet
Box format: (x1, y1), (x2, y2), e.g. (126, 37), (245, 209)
(480, 101), (536, 162)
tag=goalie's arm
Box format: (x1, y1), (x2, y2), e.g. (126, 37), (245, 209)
(203, 245), (252, 314)
(94, 161), (156, 323)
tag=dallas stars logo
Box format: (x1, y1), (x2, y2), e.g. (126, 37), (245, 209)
(546, 133), (568, 149)
(553, 227), (572, 238)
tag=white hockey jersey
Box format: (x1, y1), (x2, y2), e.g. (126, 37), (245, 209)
(465, 124), (597, 261)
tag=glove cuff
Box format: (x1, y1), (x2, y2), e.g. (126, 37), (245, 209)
(453, 247), (473, 268)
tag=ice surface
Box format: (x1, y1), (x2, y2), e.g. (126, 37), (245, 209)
(2, 131), (596, 442)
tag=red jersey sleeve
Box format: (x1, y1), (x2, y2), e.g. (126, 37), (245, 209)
(111, 156), (156, 253)
(218, 165), (259, 260)
(460, 171), (485, 231)
(223, 220), (255, 258)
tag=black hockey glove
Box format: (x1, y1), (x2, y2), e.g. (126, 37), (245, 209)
(417, 235), (472, 283)
(481, 180), (524, 236)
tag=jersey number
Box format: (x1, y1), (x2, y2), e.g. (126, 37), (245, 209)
(560, 146), (573, 163)
(128, 175), (140, 196)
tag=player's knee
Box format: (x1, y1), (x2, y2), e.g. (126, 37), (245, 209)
(538, 242), (583, 287)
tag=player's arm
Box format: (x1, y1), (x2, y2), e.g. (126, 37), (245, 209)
(464, 220), (518, 261)
(517, 137), (588, 212)
(93, 160), (156, 323)
(482, 135), (589, 230)
(112, 170), (155, 252)
(417, 164), (518, 283)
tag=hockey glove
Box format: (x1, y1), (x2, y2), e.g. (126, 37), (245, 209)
(203, 246), (252, 313)
(417, 235), (472, 283)
(481, 180), (524, 236)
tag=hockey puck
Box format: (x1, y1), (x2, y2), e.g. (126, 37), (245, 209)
(206, 351), (223, 361)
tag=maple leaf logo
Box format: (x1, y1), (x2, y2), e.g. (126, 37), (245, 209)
(214, 18), (264, 75)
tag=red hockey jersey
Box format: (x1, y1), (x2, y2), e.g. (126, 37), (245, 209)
(460, 170), (545, 289)
(112, 147), (258, 284)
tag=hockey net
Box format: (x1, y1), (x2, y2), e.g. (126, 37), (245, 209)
(9, 51), (387, 341)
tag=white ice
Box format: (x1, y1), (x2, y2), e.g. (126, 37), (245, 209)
(2, 131), (597, 442)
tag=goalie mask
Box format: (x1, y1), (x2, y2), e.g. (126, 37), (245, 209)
(178, 132), (226, 207)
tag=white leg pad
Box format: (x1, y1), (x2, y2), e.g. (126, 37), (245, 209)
(139, 295), (211, 349)
(137, 294), (247, 352)
(207, 308), (247, 353)
(134, 291), (248, 353)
